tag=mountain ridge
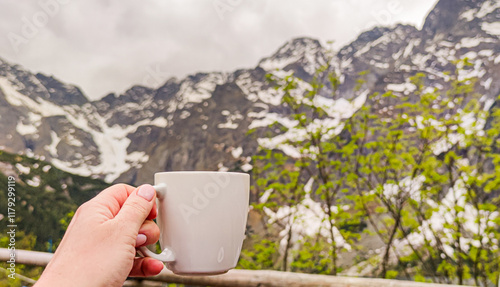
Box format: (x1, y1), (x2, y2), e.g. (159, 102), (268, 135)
(0, 0), (498, 184)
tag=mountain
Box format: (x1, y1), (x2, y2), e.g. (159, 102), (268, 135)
(0, 0), (498, 186)
(0, 149), (108, 250)
(0, 148), (108, 285)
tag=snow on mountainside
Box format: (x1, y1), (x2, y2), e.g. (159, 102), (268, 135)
(258, 37), (329, 77)
(0, 0), (498, 185)
(0, 60), (168, 182)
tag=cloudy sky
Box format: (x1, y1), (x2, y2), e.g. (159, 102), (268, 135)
(0, 0), (438, 100)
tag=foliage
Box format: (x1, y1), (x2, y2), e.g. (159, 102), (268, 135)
(238, 238), (279, 270)
(250, 63), (367, 275)
(0, 231), (41, 287)
(0, 150), (108, 250)
(247, 59), (500, 285)
(0, 150), (108, 284)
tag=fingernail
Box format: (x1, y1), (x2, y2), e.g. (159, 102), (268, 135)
(137, 184), (155, 201)
(136, 234), (147, 247)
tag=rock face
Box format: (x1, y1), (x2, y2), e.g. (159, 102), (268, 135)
(0, 0), (498, 184)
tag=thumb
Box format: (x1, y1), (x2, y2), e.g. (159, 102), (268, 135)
(115, 184), (156, 233)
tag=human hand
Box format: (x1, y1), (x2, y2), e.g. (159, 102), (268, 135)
(35, 184), (164, 287)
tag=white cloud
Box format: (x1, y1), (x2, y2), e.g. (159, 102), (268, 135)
(0, 0), (438, 100)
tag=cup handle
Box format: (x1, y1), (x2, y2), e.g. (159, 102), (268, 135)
(153, 183), (167, 200)
(138, 246), (175, 262)
(137, 184), (175, 262)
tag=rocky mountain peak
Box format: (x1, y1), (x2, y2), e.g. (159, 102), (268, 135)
(257, 37), (327, 79)
(34, 73), (88, 106)
(338, 24), (419, 61)
(265, 37), (323, 59)
(0, 57), (89, 107)
(422, 0), (498, 39)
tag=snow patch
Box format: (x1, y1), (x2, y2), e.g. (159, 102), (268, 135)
(341, 58), (352, 69)
(429, 111), (486, 155)
(460, 9), (476, 21)
(15, 163), (30, 174)
(50, 158), (92, 178)
(66, 133), (83, 147)
(217, 162), (229, 172)
(172, 73), (226, 110)
(18, 113), (43, 135)
(0, 76), (161, 181)
(240, 163), (253, 172)
(259, 189), (273, 203)
(257, 92), (367, 159)
(259, 38), (325, 75)
(477, 1), (500, 18)
(45, 131), (61, 157)
(264, 184), (351, 252)
(149, 117), (168, 128)
(218, 121), (238, 129)
(314, 90), (368, 119)
(236, 73), (285, 105)
(387, 82), (416, 93)
(27, 176), (41, 187)
(16, 121), (38, 135)
(478, 50), (494, 57)
(459, 37), (482, 48)
(355, 33), (392, 58)
(382, 175), (425, 203)
(231, 147), (243, 158)
(412, 53), (432, 69)
(371, 61), (390, 69)
(126, 151), (149, 168)
(403, 39), (421, 58)
(482, 22), (500, 36)
(397, 178), (499, 259)
(458, 59), (486, 81)
(218, 111), (243, 130)
(464, 51), (478, 60)
(179, 110), (191, 119)
(483, 78), (493, 90)
(55, 110), (167, 182)
(0, 77), (66, 117)
(249, 113), (297, 129)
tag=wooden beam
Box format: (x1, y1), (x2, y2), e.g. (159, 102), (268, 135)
(0, 248), (53, 267)
(0, 248), (470, 287)
(148, 269), (469, 287)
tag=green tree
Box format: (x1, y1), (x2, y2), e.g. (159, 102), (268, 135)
(348, 60), (500, 284)
(0, 232), (41, 287)
(248, 58), (500, 285)
(250, 61), (365, 274)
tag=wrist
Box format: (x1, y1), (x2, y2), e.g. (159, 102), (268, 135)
(35, 259), (89, 287)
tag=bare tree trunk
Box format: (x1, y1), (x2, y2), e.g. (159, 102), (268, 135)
(381, 213), (401, 278)
(326, 203), (338, 275)
(282, 218), (294, 272)
(456, 233), (463, 285)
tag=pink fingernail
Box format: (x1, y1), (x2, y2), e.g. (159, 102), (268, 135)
(137, 185), (155, 201)
(136, 234), (147, 246)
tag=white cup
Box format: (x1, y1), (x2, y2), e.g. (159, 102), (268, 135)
(139, 171), (250, 275)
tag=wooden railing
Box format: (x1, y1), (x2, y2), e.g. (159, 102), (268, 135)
(0, 248), (470, 287)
